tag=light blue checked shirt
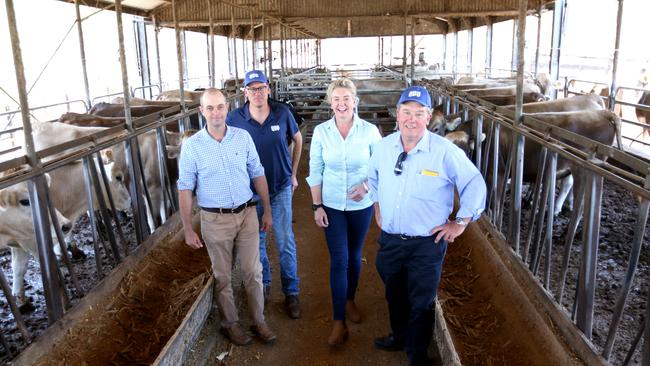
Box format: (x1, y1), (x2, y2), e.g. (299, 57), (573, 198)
(368, 131), (486, 236)
(306, 115), (382, 211)
(177, 127), (265, 208)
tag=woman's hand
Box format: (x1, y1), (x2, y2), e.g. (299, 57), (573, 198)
(314, 207), (329, 228)
(347, 182), (368, 202)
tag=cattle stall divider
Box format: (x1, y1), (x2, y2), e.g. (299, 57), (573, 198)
(429, 83), (650, 363)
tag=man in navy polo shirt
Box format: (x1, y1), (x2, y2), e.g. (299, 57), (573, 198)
(226, 70), (303, 319)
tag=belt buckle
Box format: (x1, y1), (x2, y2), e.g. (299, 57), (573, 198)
(399, 234), (409, 240)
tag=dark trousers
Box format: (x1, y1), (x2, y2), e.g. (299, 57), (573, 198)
(323, 205), (374, 320)
(376, 231), (447, 365)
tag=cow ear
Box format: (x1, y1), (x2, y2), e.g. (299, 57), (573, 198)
(166, 145), (180, 159)
(101, 150), (114, 164)
(0, 190), (17, 207)
(446, 117), (462, 131)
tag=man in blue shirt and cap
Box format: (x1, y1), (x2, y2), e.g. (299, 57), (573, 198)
(368, 85), (486, 365)
(227, 70), (304, 319)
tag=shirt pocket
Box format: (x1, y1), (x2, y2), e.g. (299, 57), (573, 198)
(412, 172), (449, 201)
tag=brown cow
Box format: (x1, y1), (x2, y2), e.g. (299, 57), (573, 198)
(635, 91), (650, 140)
(89, 102), (175, 118)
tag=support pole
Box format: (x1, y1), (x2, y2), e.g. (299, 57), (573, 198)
(608, 0), (625, 111)
(508, 0), (527, 254)
(410, 18), (415, 81)
(134, 19), (151, 98)
(208, 0), (215, 87)
(402, 16), (407, 79)
(74, 0), (91, 108)
(549, 0), (566, 100)
(534, 6), (542, 76)
(466, 19), (474, 75)
(280, 25), (285, 77)
(153, 16), (163, 93)
(172, 0), (189, 130)
(453, 20), (459, 79)
(231, 8), (239, 88)
(486, 16), (493, 77)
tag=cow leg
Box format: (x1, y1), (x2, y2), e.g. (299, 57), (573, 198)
(554, 174), (574, 216)
(10, 247), (33, 311)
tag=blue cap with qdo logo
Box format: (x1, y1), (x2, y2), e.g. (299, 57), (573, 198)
(397, 86), (432, 108)
(244, 70), (269, 86)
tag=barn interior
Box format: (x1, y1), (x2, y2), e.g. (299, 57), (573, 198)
(2, 0), (650, 365)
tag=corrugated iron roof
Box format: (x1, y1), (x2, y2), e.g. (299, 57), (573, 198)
(59, 0), (554, 39)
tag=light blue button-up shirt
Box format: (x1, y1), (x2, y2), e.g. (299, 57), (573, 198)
(177, 127), (265, 208)
(368, 131), (486, 236)
(306, 115), (382, 211)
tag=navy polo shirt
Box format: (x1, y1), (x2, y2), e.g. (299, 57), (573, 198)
(226, 99), (299, 196)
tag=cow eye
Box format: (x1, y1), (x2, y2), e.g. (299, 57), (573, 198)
(19, 199), (30, 206)
(115, 174), (123, 182)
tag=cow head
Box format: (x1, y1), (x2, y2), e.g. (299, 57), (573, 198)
(0, 176), (72, 258)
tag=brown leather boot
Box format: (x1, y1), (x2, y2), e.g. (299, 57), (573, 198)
(220, 323), (253, 346)
(346, 300), (362, 323)
(327, 320), (349, 346)
(251, 322), (277, 344)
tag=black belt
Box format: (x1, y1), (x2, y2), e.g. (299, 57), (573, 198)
(201, 200), (257, 214)
(382, 231), (433, 241)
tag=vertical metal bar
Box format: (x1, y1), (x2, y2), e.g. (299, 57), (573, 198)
(81, 158), (105, 275)
(116, 0), (147, 244)
(95, 153), (129, 257)
(524, 147), (547, 263)
(442, 32), (447, 72)
(485, 16), (493, 78)
(153, 16), (163, 93)
(208, 0), (215, 87)
(549, 0), (566, 100)
(74, 0), (92, 107)
(608, 0), (625, 111)
(250, 12), (257, 71)
(403, 16), (407, 79)
(172, 0), (189, 131)
(232, 9), (239, 87)
(508, 0), (527, 254)
(466, 20), (473, 75)
(134, 19), (151, 98)
(410, 18), (415, 81)
(87, 157), (122, 263)
(6, 0), (65, 321)
(453, 22), (459, 79)
(473, 113), (483, 169)
(490, 122), (500, 222)
(268, 24), (273, 84)
(227, 23), (233, 76)
(543, 152), (557, 288)
(603, 195), (649, 360)
(0, 270), (29, 341)
(534, 7), (542, 76)
(280, 25), (285, 78)
(557, 172), (585, 303)
(511, 18), (518, 72)
(576, 170), (603, 339)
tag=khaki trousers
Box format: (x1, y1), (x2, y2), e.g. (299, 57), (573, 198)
(201, 206), (265, 326)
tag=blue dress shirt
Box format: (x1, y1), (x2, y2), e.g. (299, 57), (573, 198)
(368, 131), (486, 236)
(177, 127), (265, 208)
(306, 115), (382, 211)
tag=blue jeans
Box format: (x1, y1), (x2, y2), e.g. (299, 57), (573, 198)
(323, 205), (373, 320)
(255, 185), (300, 296)
(376, 231), (447, 365)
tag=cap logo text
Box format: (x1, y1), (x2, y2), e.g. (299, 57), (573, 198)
(408, 91), (421, 97)
(249, 73), (259, 78)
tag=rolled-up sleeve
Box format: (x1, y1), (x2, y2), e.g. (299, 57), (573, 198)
(447, 147), (486, 221)
(177, 140), (197, 191)
(245, 133), (265, 179)
(305, 126), (324, 187)
(367, 140), (380, 202)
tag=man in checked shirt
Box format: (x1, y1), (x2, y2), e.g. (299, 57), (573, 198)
(177, 88), (276, 346)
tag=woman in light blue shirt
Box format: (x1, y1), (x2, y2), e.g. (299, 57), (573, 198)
(306, 78), (382, 346)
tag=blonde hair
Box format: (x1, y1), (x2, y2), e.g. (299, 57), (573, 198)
(326, 78), (357, 103)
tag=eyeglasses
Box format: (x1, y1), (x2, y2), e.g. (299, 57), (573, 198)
(394, 151), (408, 176)
(246, 86), (268, 95)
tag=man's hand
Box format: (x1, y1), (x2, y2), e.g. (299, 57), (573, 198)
(430, 221), (466, 243)
(184, 229), (203, 249)
(261, 211), (273, 232)
(291, 175), (299, 193)
(314, 207), (329, 228)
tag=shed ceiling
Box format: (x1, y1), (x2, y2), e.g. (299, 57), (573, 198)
(62, 0), (555, 39)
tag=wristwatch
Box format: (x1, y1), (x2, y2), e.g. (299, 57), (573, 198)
(451, 217), (468, 227)
(312, 203), (324, 211)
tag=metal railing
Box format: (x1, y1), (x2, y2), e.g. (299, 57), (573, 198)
(427, 82), (650, 365)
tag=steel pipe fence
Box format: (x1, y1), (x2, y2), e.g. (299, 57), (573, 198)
(429, 83), (650, 364)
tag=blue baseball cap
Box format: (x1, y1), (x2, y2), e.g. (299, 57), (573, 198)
(398, 86), (432, 109)
(244, 70), (268, 86)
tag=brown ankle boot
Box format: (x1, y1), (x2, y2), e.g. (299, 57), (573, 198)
(346, 301), (362, 324)
(327, 321), (349, 346)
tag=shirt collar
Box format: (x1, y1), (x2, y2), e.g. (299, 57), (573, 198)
(324, 114), (362, 132)
(243, 100), (276, 124)
(394, 130), (431, 154)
